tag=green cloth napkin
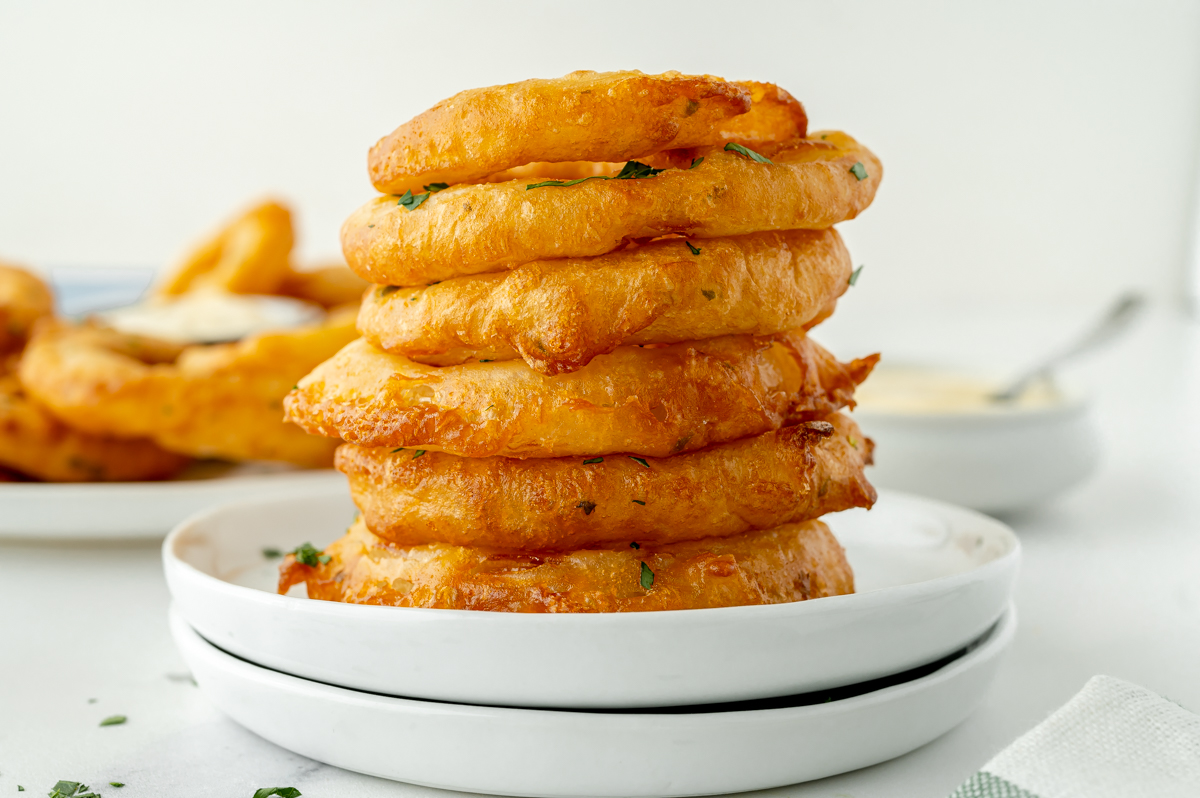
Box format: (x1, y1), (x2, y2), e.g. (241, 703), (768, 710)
(950, 675), (1199, 798)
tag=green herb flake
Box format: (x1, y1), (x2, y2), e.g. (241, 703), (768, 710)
(630, 541), (641, 548)
(289, 543), (328, 568)
(577, 500), (597, 515)
(391, 447), (405, 453)
(397, 189), (431, 210)
(847, 435), (859, 449)
(689, 156), (705, 169)
(724, 142), (774, 164)
(412, 449), (426, 459)
(628, 456), (650, 468)
(290, 384), (298, 391)
(99, 715), (126, 727)
(849, 162), (868, 181)
(109, 783), (125, 788)
(479, 359), (493, 363)
(424, 182), (450, 192)
(48, 782), (97, 798)
(849, 265), (864, 286)
(262, 547), (282, 559)
(631, 500), (646, 505)
(252, 790), (302, 798)
(582, 457), (604, 465)
(685, 241), (702, 256)
(17, 787), (23, 792)
(640, 561), (655, 590)
(527, 160), (663, 190)
(379, 285), (400, 297)
(701, 289), (716, 300)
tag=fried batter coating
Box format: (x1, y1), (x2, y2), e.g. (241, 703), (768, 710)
(278, 263), (370, 310)
(368, 70), (757, 195)
(358, 229), (852, 374)
(0, 370), (189, 482)
(337, 414), (875, 550)
(286, 331), (877, 458)
(279, 517), (852, 613)
(19, 311), (357, 466)
(0, 262), (54, 354)
(344, 132), (881, 285)
(154, 200), (294, 297)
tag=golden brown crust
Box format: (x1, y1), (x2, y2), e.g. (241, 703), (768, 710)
(0, 263), (55, 354)
(286, 331), (877, 458)
(279, 517), (852, 613)
(337, 414), (876, 551)
(278, 264), (370, 310)
(367, 70), (755, 195)
(18, 312), (358, 466)
(344, 132), (881, 285)
(154, 200), (294, 297)
(0, 370), (189, 482)
(357, 229), (851, 375)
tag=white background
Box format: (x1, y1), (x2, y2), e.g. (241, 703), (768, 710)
(2, 0), (1199, 308)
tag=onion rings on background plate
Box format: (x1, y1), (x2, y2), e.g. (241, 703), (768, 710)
(358, 228), (852, 374)
(19, 310), (357, 467)
(279, 516), (852, 613)
(0, 262), (54, 354)
(336, 414), (875, 551)
(343, 131), (881, 285)
(286, 331), (877, 458)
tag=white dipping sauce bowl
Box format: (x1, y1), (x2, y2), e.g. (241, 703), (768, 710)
(854, 377), (1102, 514)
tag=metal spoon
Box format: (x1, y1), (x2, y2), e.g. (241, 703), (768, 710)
(990, 291), (1146, 402)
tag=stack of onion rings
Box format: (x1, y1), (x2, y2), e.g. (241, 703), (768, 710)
(281, 70), (884, 612)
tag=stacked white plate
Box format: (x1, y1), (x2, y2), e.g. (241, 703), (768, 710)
(164, 489), (1020, 797)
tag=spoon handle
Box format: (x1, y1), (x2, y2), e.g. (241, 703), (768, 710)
(991, 292), (1146, 402)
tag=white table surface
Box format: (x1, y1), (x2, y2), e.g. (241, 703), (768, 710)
(2, 302), (1198, 798)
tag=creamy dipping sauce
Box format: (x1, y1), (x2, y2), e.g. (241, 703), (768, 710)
(98, 290), (324, 344)
(855, 366), (1063, 414)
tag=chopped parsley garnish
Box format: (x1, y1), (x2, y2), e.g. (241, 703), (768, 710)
(582, 457), (603, 465)
(847, 436), (859, 449)
(689, 156), (705, 169)
(640, 561), (655, 589)
(685, 241), (702, 256)
(412, 449), (426, 459)
(397, 189), (431, 211)
(252, 790), (302, 798)
(290, 384), (298, 391)
(424, 182), (449, 192)
(628, 456), (650, 468)
(849, 265), (864, 286)
(379, 285), (399, 296)
(479, 359), (492, 363)
(526, 160), (663, 189)
(631, 499), (646, 505)
(391, 447), (405, 453)
(109, 784), (124, 788)
(701, 289), (716, 300)
(262, 547), (282, 559)
(849, 162), (868, 181)
(630, 541), (641, 548)
(99, 715), (126, 727)
(724, 142), (773, 164)
(577, 500), (597, 515)
(48, 783), (98, 798)
(290, 543), (331, 567)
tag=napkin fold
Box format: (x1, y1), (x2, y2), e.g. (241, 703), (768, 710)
(950, 675), (1200, 798)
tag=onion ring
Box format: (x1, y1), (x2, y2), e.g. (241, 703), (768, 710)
(19, 311), (357, 466)
(0, 369), (189, 482)
(154, 200), (294, 296)
(278, 263), (370, 310)
(368, 70), (762, 195)
(358, 228), (852, 374)
(286, 331), (877, 458)
(336, 414), (875, 550)
(279, 517), (852, 613)
(343, 131), (881, 285)
(0, 262), (54, 354)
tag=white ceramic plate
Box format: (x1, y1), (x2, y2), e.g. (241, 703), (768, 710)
(165, 489), (1020, 708)
(172, 603), (1016, 797)
(0, 462), (344, 539)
